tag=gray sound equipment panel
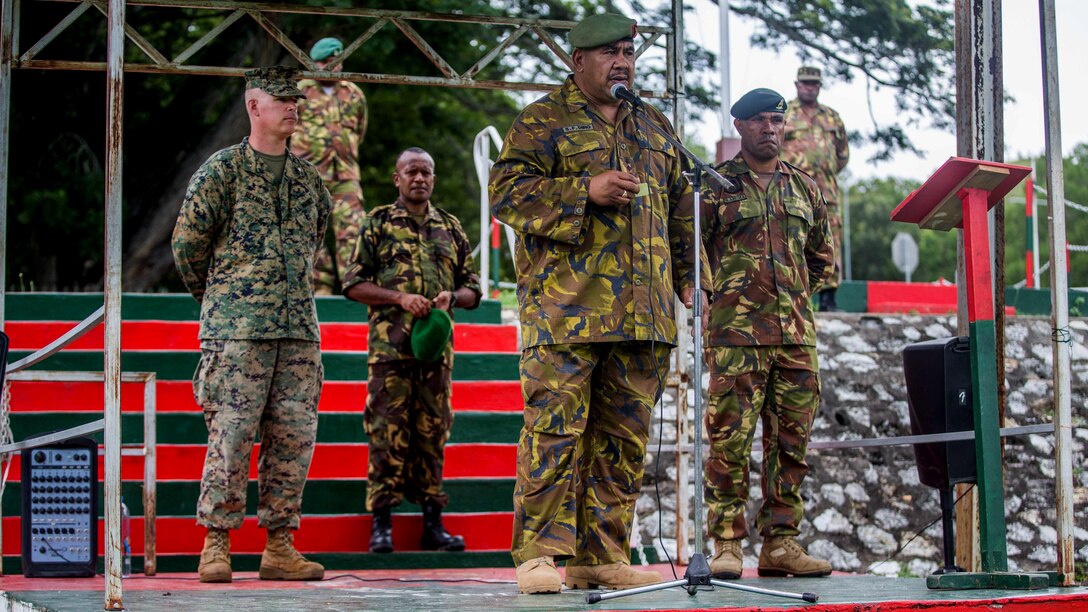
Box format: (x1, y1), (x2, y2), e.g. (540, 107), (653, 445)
(21, 437), (98, 577)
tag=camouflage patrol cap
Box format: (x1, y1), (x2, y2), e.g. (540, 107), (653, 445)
(796, 66), (822, 82)
(310, 37), (343, 62)
(569, 13), (637, 49)
(730, 88), (786, 120)
(243, 66), (305, 98)
(411, 308), (452, 363)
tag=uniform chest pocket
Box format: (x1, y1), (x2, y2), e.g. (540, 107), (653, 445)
(716, 197), (763, 227)
(557, 131), (608, 174)
(784, 197), (813, 226)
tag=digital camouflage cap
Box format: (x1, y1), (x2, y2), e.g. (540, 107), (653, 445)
(569, 13), (637, 49)
(244, 66), (305, 98)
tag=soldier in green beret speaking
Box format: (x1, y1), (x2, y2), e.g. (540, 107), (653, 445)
(489, 11), (710, 595)
(291, 37), (370, 296)
(172, 66), (330, 583)
(342, 147), (482, 556)
(700, 87), (836, 580)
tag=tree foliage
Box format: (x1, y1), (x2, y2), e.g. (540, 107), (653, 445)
(719, 0), (955, 161)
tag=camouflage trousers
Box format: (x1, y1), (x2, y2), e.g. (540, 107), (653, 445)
(704, 344), (820, 541)
(194, 339), (323, 530)
(826, 201), (842, 289)
(365, 359), (453, 511)
(313, 179), (365, 296)
(511, 341), (671, 566)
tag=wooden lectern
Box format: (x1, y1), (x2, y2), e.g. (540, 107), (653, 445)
(891, 157), (1050, 590)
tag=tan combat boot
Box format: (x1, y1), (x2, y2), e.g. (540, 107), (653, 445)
(710, 539), (743, 579)
(564, 561), (661, 590)
(515, 556), (561, 594)
(757, 536), (832, 577)
(197, 528), (231, 583)
(258, 527), (325, 581)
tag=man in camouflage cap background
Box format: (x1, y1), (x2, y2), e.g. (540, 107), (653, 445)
(781, 66), (849, 311)
(342, 147), (481, 556)
(700, 87), (835, 580)
(489, 11), (709, 595)
(291, 37), (370, 296)
(172, 66), (330, 583)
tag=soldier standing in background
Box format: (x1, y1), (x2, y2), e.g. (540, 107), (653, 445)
(343, 147), (481, 556)
(292, 36), (369, 295)
(489, 12), (708, 595)
(172, 67), (330, 583)
(702, 88), (835, 580)
(781, 66), (848, 311)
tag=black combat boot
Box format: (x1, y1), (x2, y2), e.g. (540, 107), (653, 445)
(369, 507), (394, 553)
(819, 288), (839, 312)
(420, 501), (465, 551)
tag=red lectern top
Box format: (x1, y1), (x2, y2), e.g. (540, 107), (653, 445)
(890, 157), (1031, 231)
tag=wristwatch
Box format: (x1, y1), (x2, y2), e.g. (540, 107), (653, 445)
(449, 291), (458, 309)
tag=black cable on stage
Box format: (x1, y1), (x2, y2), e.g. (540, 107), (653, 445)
(868, 484), (975, 575)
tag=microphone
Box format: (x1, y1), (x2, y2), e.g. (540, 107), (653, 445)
(609, 83), (644, 109)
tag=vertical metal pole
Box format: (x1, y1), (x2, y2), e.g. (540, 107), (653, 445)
(104, 0), (125, 607)
(1031, 160), (1042, 289)
(143, 375), (157, 576)
(0, 0), (15, 330)
(1038, 0), (1075, 587)
(953, 0), (980, 571)
(718, 0), (732, 138)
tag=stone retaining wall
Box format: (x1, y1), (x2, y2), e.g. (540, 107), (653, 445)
(638, 313), (1088, 578)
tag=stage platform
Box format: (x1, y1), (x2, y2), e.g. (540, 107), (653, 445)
(1, 565), (1084, 611)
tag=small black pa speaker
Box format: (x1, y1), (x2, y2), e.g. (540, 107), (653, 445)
(902, 336), (977, 490)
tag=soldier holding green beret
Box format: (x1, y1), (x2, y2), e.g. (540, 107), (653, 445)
(342, 147), (482, 556)
(489, 11), (709, 595)
(172, 66), (330, 583)
(701, 87), (835, 580)
(291, 37), (370, 296)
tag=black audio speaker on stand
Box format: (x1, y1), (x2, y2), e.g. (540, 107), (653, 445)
(902, 336), (977, 574)
(21, 436), (98, 577)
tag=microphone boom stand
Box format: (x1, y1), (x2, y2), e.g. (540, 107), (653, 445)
(586, 104), (817, 606)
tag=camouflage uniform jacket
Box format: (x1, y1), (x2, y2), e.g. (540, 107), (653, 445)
(172, 137), (331, 341)
(341, 199), (482, 364)
(489, 76), (707, 349)
(291, 79), (367, 181)
(781, 100), (849, 204)
(702, 155), (835, 347)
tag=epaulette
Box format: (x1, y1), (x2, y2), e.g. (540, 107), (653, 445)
(783, 160), (820, 193)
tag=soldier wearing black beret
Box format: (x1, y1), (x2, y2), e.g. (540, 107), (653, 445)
(699, 88), (836, 580)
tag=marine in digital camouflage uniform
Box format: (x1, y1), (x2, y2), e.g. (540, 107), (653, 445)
(291, 37), (369, 295)
(781, 66), (849, 311)
(172, 66), (330, 584)
(700, 87), (835, 579)
(488, 12), (709, 594)
(342, 147), (481, 554)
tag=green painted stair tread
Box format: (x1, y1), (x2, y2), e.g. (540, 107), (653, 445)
(2, 293), (503, 324)
(2, 479), (516, 517)
(9, 412), (523, 445)
(7, 351), (519, 381)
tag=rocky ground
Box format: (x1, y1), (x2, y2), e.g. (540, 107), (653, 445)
(635, 313), (1088, 579)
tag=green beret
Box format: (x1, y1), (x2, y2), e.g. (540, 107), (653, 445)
(310, 37), (344, 62)
(244, 66), (305, 99)
(797, 66), (822, 82)
(569, 13), (637, 49)
(730, 88), (786, 120)
(411, 308), (453, 363)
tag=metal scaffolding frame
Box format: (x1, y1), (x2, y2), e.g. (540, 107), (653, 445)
(0, 1), (688, 608)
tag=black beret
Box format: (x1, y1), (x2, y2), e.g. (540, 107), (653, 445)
(569, 13), (637, 49)
(730, 88), (787, 120)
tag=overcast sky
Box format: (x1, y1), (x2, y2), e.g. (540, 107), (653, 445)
(682, 0), (1088, 183)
